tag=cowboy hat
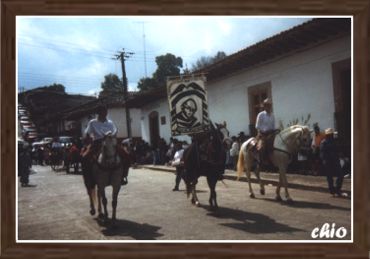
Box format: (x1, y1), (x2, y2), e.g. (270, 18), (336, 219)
(325, 128), (335, 135)
(263, 98), (272, 105)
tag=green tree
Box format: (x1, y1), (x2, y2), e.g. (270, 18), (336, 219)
(137, 53), (183, 92)
(191, 51), (227, 71)
(137, 77), (158, 92)
(42, 83), (66, 93)
(99, 73), (123, 98)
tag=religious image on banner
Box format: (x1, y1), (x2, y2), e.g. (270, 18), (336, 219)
(167, 75), (210, 136)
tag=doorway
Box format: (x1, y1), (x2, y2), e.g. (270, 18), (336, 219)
(332, 58), (351, 157)
(149, 111), (160, 148)
(248, 82), (272, 136)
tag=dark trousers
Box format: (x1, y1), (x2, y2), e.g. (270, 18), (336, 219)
(20, 167), (29, 185)
(326, 175), (344, 194)
(174, 166), (184, 189)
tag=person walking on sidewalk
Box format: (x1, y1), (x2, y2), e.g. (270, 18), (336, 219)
(229, 136), (240, 170)
(170, 140), (185, 191)
(320, 128), (344, 197)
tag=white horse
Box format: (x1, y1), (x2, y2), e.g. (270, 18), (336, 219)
(237, 125), (312, 202)
(92, 132), (124, 224)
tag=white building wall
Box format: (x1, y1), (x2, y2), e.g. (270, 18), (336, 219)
(78, 107), (142, 139)
(140, 100), (191, 144)
(139, 36), (351, 141)
(108, 107), (141, 138)
(207, 36), (351, 136)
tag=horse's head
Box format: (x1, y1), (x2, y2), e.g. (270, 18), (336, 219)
(100, 132), (119, 165)
(284, 125), (312, 152)
(214, 121), (232, 149)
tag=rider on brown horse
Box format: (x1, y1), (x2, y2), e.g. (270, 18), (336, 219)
(255, 98), (276, 166)
(81, 105), (130, 185)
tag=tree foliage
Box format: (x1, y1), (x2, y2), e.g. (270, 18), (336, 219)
(137, 53), (183, 92)
(39, 83), (66, 93)
(191, 51), (227, 71)
(99, 73), (123, 98)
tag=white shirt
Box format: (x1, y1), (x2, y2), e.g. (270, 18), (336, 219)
(255, 110), (275, 133)
(171, 149), (184, 166)
(229, 142), (240, 157)
(85, 118), (117, 141)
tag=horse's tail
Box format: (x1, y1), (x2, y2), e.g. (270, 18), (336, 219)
(236, 147), (245, 180)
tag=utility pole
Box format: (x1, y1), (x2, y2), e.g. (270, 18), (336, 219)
(114, 49), (134, 138)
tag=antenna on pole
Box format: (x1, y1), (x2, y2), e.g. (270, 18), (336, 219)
(135, 21), (148, 78)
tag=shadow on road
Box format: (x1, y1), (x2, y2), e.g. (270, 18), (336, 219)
(96, 219), (163, 240)
(204, 205), (303, 234)
(260, 197), (350, 211)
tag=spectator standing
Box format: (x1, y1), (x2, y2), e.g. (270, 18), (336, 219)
(229, 136), (240, 170)
(18, 141), (32, 187)
(320, 128), (344, 197)
(170, 141), (185, 191)
(311, 123), (326, 175)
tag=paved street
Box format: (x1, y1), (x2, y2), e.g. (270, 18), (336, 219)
(18, 165), (351, 241)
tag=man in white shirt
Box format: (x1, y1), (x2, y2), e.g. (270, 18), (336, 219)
(85, 105), (117, 142)
(170, 140), (185, 191)
(83, 105), (129, 185)
(255, 98), (276, 165)
(229, 136), (240, 170)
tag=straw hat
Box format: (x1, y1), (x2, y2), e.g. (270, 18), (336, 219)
(325, 128), (335, 135)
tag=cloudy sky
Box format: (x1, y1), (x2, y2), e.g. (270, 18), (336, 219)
(17, 16), (311, 96)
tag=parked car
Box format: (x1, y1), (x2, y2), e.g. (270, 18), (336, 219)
(58, 136), (73, 147)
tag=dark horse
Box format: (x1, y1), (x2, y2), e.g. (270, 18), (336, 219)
(183, 121), (232, 209)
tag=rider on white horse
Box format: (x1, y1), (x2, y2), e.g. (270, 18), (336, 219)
(255, 98), (276, 165)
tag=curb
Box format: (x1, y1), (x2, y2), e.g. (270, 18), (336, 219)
(140, 165), (351, 195)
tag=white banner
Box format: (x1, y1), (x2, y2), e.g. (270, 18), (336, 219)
(167, 75), (210, 136)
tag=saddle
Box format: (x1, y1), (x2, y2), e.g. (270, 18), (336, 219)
(250, 130), (280, 168)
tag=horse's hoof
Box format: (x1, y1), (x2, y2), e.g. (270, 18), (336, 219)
(98, 213), (104, 219)
(286, 198), (294, 204)
(250, 193), (255, 198)
(90, 209), (96, 216)
(275, 196), (282, 202)
(260, 189), (265, 195)
(195, 201), (200, 207)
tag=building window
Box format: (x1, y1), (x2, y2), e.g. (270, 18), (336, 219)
(160, 116), (166, 125)
(247, 81), (272, 136)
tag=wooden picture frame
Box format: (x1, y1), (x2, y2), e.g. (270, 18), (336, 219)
(2, 0), (369, 258)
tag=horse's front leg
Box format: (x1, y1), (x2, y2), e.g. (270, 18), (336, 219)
(280, 168), (292, 203)
(111, 184), (121, 224)
(98, 186), (108, 221)
(88, 185), (97, 216)
(191, 183), (200, 207)
(275, 172), (283, 201)
(254, 165), (265, 195)
(207, 176), (218, 209)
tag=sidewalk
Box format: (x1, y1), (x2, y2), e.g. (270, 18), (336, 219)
(140, 165), (351, 194)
